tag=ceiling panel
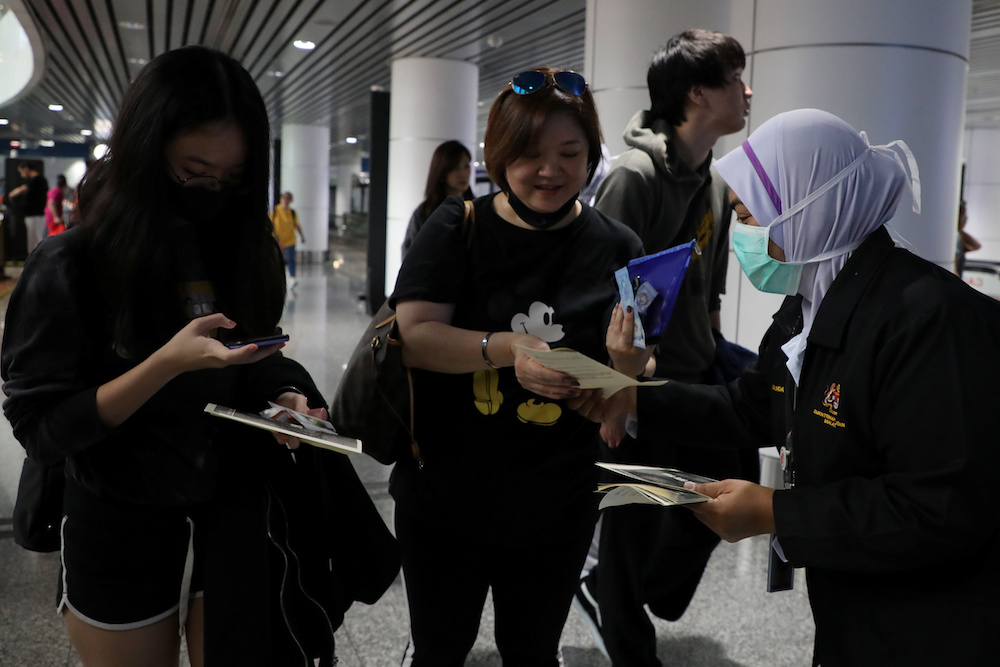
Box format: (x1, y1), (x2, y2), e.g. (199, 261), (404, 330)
(2, 0), (999, 163)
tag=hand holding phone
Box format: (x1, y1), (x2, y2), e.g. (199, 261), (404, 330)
(224, 333), (290, 349)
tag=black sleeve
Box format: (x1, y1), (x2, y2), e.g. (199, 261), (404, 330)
(400, 205), (425, 257)
(237, 353), (326, 411)
(390, 196), (470, 308)
(635, 304), (792, 450)
(636, 362), (774, 451)
(1, 231), (115, 463)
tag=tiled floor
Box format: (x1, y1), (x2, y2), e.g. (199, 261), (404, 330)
(0, 239), (815, 666)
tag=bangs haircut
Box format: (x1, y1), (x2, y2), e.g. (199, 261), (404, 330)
(648, 29), (746, 127)
(484, 66), (603, 192)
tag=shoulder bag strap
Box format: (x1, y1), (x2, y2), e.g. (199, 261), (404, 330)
(462, 199), (475, 247)
(404, 199), (476, 468)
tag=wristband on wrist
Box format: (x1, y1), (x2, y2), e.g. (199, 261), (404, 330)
(481, 332), (500, 369)
(273, 386), (305, 401)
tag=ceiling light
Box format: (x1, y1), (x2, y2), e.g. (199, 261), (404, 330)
(48, 104), (64, 111)
(267, 70), (284, 77)
(39, 140), (55, 147)
(293, 40), (316, 51)
(94, 144), (108, 159)
(128, 57), (148, 66)
(0, 118), (8, 125)
(345, 137), (358, 144)
(81, 129), (93, 136)
(118, 21), (145, 30)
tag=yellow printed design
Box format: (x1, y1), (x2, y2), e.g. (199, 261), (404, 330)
(473, 369), (503, 415)
(516, 399), (562, 426)
(693, 208), (715, 260)
(813, 383), (846, 429)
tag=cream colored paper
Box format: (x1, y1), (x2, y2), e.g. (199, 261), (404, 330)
(514, 345), (665, 397)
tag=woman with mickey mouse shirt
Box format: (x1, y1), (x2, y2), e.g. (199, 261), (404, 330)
(390, 68), (643, 665)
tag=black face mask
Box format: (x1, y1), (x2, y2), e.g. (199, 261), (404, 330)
(506, 189), (579, 229)
(165, 180), (232, 222)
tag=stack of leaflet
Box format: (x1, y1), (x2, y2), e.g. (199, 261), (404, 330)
(614, 239), (698, 348)
(595, 463), (715, 510)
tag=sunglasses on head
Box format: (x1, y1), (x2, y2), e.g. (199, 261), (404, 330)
(510, 70), (587, 96)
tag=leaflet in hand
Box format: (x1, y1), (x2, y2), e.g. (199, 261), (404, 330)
(616, 240), (698, 347)
(615, 266), (648, 349)
(204, 403), (363, 455)
(515, 346), (665, 398)
(595, 462), (715, 510)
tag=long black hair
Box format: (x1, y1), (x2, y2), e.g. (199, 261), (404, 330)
(419, 140), (472, 219)
(77, 46), (284, 357)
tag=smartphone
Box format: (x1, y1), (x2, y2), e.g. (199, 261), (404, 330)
(225, 333), (290, 349)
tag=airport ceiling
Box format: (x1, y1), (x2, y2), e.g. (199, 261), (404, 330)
(3, 0), (1000, 166)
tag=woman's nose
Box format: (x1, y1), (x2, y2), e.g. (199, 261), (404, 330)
(538, 157), (559, 175)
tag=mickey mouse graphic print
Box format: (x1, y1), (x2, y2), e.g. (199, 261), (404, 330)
(389, 194), (642, 544)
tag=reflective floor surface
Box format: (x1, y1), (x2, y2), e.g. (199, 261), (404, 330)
(0, 239), (815, 666)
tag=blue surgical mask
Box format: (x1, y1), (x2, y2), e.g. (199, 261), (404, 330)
(732, 223), (803, 296)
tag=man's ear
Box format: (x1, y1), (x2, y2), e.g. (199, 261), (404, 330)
(688, 85), (707, 108)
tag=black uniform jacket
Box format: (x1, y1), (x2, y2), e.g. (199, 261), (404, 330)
(637, 226), (1000, 665)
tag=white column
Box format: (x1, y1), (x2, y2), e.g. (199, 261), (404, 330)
(747, 0), (969, 267)
(280, 124), (330, 261)
(385, 57), (478, 292)
(585, 0), (735, 157)
(963, 127), (1000, 262)
(1, 1), (43, 106)
(331, 144), (364, 225)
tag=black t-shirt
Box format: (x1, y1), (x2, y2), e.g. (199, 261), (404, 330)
(390, 194), (643, 544)
(25, 174), (49, 216)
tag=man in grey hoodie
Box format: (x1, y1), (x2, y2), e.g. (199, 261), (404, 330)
(579, 30), (756, 666)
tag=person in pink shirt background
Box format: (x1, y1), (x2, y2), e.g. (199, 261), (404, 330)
(45, 174), (67, 237)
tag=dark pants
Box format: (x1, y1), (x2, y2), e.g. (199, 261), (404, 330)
(589, 499), (720, 666)
(591, 436), (758, 667)
(396, 507), (593, 667)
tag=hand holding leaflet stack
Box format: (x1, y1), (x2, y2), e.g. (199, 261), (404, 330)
(596, 463), (715, 510)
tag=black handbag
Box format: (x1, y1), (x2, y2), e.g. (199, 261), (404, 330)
(329, 200), (475, 466)
(13, 457), (66, 552)
(329, 302), (420, 466)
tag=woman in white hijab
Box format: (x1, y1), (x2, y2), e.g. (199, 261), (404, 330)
(588, 108), (1000, 665)
(715, 107), (919, 385)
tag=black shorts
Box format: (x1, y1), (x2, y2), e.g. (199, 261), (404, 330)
(59, 477), (207, 629)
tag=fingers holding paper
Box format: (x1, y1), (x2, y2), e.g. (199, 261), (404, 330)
(685, 479), (776, 542)
(270, 390), (329, 450)
(607, 303), (655, 378)
(512, 335), (582, 400)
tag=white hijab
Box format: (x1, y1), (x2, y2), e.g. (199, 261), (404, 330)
(715, 108), (920, 384)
